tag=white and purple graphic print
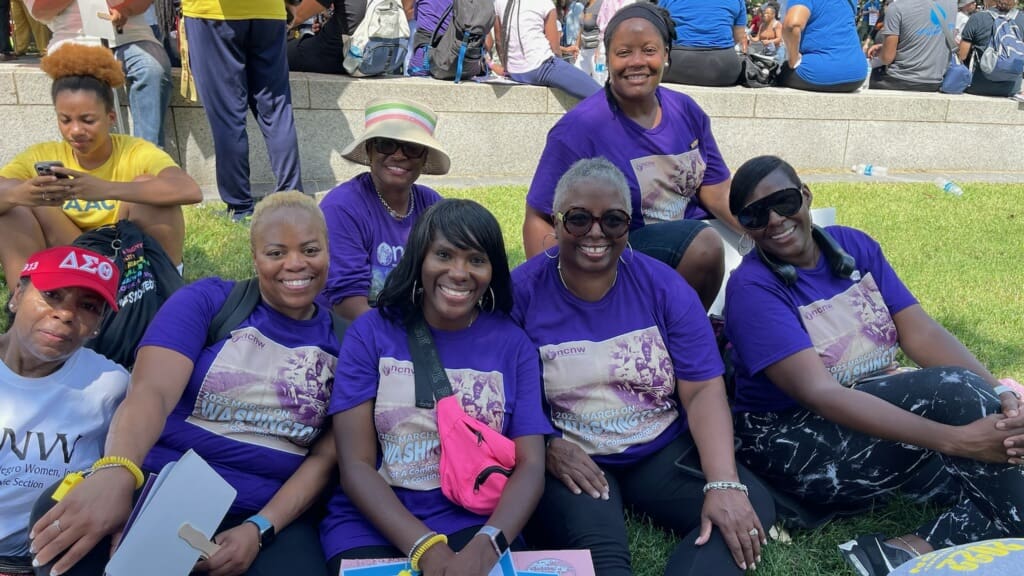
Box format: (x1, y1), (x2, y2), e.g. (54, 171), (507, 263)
(799, 272), (900, 386)
(187, 327), (336, 455)
(375, 358), (506, 491)
(541, 326), (679, 456)
(631, 149), (706, 224)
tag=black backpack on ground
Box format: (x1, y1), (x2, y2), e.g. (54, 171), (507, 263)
(72, 220), (185, 369)
(425, 0), (494, 81)
(206, 278), (349, 348)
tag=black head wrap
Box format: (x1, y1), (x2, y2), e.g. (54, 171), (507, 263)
(603, 2), (676, 51)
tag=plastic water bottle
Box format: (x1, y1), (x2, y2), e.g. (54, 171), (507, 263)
(934, 177), (964, 197)
(861, 58), (871, 92)
(594, 45), (608, 84)
(851, 164), (888, 177)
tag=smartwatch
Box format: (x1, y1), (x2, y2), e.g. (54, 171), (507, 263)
(476, 525), (509, 558)
(244, 514), (276, 549)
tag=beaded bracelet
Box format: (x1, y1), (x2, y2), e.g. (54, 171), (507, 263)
(703, 481), (749, 495)
(410, 533), (448, 572)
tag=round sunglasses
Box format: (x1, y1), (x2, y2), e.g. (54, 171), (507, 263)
(372, 138), (428, 159)
(557, 208), (631, 238)
(737, 187), (804, 230)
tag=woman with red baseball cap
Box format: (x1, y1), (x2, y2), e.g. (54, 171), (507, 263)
(0, 246), (127, 576)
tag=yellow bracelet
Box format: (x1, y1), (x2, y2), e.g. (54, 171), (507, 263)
(92, 456), (145, 489)
(410, 533), (448, 572)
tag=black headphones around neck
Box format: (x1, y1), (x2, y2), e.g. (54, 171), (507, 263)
(757, 225), (858, 286)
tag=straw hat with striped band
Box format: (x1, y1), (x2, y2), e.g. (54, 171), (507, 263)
(341, 98), (451, 176)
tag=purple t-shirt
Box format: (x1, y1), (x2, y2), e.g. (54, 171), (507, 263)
(725, 226), (918, 414)
(320, 310), (551, 558)
(140, 278), (340, 514)
(319, 173), (442, 306)
(409, 0), (453, 73)
(511, 252), (723, 466)
(527, 87), (730, 227)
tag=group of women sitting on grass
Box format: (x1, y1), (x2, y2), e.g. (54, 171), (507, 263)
(2, 6), (1023, 576)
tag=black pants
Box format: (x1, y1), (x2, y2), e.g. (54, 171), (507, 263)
(869, 68), (940, 92)
(1, 1), (12, 55)
(526, 433), (775, 576)
(287, 35), (346, 75)
(778, 63), (864, 93)
(665, 46), (743, 87)
(735, 367), (1024, 549)
(28, 482), (329, 576)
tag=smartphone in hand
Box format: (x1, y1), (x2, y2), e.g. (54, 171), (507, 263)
(34, 161), (70, 179)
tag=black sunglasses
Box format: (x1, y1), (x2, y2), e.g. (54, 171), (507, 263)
(737, 187), (804, 230)
(372, 138), (428, 159)
(557, 208), (631, 238)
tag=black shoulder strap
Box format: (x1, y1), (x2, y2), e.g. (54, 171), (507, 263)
(206, 278), (262, 347)
(431, 4), (455, 48)
(329, 312), (350, 347)
(407, 313), (453, 409)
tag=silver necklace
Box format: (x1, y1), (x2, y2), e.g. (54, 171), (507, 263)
(376, 188), (414, 220)
(557, 262), (618, 300)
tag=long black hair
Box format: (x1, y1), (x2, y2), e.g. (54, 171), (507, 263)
(377, 199), (513, 326)
(729, 155), (802, 216)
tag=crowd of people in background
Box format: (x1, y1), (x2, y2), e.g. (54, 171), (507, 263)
(1, 1), (1023, 576)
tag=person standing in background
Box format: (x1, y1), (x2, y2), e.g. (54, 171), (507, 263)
(25, 0), (172, 149)
(11, 0), (51, 56)
(182, 0), (303, 221)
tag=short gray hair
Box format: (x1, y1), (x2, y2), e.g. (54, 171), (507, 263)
(552, 158), (631, 214)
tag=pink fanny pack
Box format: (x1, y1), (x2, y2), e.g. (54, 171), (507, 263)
(436, 395), (516, 515)
(408, 315), (517, 516)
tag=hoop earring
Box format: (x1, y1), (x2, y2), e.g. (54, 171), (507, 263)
(738, 233), (754, 256)
(410, 279), (421, 304)
(542, 233), (559, 260)
(478, 286), (496, 313)
(619, 241), (635, 264)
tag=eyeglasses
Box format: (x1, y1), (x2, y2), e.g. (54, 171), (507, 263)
(372, 138), (428, 159)
(737, 187), (804, 230)
(557, 208), (631, 238)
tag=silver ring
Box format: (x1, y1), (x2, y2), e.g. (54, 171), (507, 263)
(749, 528), (759, 537)
(52, 519), (61, 533)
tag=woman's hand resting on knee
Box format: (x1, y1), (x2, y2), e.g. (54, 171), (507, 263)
(954, 414), (1023, 463)
(546, 438), (609, 500)
(699, 488), (765, 571)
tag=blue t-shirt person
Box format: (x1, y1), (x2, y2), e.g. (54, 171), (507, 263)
(788, 0), (867, 85)
(660, 0), (746, 48)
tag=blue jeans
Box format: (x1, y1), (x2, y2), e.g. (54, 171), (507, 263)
(115, 40), (172, 148)
(509, 56), (601, 100)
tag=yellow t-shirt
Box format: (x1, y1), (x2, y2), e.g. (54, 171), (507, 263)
(0, 134), (180, 230)
(181, 0), (285, 21)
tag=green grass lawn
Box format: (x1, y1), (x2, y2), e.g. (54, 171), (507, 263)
(11, 181), (1022, 575)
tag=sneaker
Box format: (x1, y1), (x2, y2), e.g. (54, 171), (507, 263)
(1010, 93), (1024, 103)
(838, 533), (915, 576)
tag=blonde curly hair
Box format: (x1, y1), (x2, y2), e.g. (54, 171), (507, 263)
(40, 43), (125, 112)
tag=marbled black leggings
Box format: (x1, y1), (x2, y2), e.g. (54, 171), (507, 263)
(734, 367), (1024, 548)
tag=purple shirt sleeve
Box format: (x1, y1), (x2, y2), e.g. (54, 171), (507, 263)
(504, 329), (552, 438)
(137, 278), (227, 360)
(726, 274), (814, 376)
(329, 312), (382, 415)
(321, 179), (375, 305)
(845, 228), (917, 316)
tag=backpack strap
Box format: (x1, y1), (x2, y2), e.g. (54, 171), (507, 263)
(329, 312), (350, 348)
(407, 312), (454, 409)
(430, 4), (455, 48)
(206, 278), (262, 347)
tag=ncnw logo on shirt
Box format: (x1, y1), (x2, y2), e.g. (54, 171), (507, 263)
(0, 428), (82, 463)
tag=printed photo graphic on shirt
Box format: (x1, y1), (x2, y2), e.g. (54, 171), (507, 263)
(371, 242), (405, 303)
(631, 149), (706, 224)
(187, 327), (336, 455)
(540, 326), (679, 456)
(374, 358), (506, 491)
(798, 272), (900, 386)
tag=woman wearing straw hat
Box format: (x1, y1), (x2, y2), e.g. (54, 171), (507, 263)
(320, 98), (450, 323)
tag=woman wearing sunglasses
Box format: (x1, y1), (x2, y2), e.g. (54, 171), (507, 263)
(724, 155), (1024, 575)
(319, 98), (448, 322)
(512, 158), (774, 576)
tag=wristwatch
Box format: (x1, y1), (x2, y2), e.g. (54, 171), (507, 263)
(477, 525), (509, 558)
(244, 514), (276, 549)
